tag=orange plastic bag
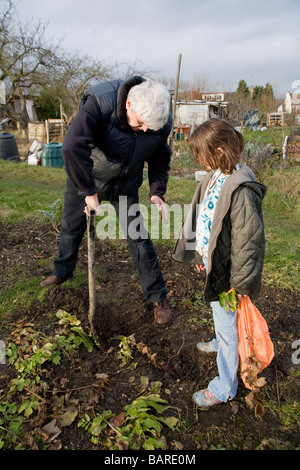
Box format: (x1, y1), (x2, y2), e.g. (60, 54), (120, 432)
(237, 295), (274, 390)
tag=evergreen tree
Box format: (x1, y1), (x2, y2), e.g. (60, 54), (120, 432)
(264, 83), (274, 99)
(236, 80), (249, 97)
(253, 86), (264, 100)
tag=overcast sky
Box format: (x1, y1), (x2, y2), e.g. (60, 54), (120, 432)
(15, 0), (300, 98)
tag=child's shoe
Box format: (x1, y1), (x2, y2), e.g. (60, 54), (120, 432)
(196, 341), (217, 353)
(192, 388), (222, 408)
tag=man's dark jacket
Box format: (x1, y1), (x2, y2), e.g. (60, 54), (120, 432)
(62, 76), (172, 201)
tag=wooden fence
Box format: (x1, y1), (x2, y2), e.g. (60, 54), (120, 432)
(28, 119), (67, 143)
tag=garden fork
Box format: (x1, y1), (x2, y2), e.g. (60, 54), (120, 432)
(86, 207), (101, 348)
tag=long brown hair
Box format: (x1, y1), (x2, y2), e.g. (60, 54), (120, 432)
(189, 118), (245, 174)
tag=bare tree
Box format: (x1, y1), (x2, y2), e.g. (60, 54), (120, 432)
(0, 1), (167, 134)
(39, 53), (114, 126)
(38, 54), (156, 126)
(0, 1), (66, 133)
(114, 56), (157, 81)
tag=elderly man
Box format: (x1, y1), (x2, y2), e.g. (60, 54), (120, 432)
(40, 76), (172, 326)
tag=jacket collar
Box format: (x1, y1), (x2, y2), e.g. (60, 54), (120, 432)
(117, 76), (146, 124)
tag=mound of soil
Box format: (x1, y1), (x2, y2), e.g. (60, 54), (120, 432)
(0, 219), (299, 450)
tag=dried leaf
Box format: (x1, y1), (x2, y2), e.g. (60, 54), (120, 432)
(254, 377), (267, 388)
(162, 416), (178, 429)
(60, 377), (69, 388)
(140, 376), (149, 387)
(42, 418), (62, 442)
(230, 401), (239, 415)
(59, 410), (78, 427)
(116, 439), (129, 450)
(114, 411), (126, 427)
(52, 394), (65, 410)
(255, 401), (265, 417)
(150, 353), (157, 363)
(245, 391), (256, 409)
(95, 373), (109, 381)
(172, 440), (184, 450)
(166, 290), (174, 298)
(33, 253), (44, 259)
(48, 439), (62, 450)
(21, 433), (39, 450)
(106, 411), (126, 435)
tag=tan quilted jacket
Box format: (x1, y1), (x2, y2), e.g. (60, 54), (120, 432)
(172, 164), (267, 301)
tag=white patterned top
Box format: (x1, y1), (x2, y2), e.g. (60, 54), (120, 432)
(196, 170), (230, 258)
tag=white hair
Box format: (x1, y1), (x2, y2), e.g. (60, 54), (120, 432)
(127, 80), (170, 131)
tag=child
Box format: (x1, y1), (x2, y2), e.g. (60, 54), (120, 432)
(172, 119), (266, 407)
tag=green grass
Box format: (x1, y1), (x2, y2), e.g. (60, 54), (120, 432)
(259, 161), (300, 292)
(0, 277), (46, 328)
(264, 367), (300, 431)
(0, 160), (66, 222)
(243, 127), (289, 147)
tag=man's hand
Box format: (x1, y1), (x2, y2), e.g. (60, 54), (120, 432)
(150, 195), (168, 224)
(84, 194), (102, 216)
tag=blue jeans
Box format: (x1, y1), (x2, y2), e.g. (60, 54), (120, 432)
(202, 257), (239, 402)
(54, 177), (167, 303)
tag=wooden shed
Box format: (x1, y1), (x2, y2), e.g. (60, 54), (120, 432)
(28, 119), (67, 143)
(174, 100), (227, 137)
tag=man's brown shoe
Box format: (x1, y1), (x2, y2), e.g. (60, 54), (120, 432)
(40, 274), (71, 288)
(154, 298), (172, 326)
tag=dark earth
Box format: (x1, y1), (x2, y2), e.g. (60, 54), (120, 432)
(0, 218), (299, 451)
